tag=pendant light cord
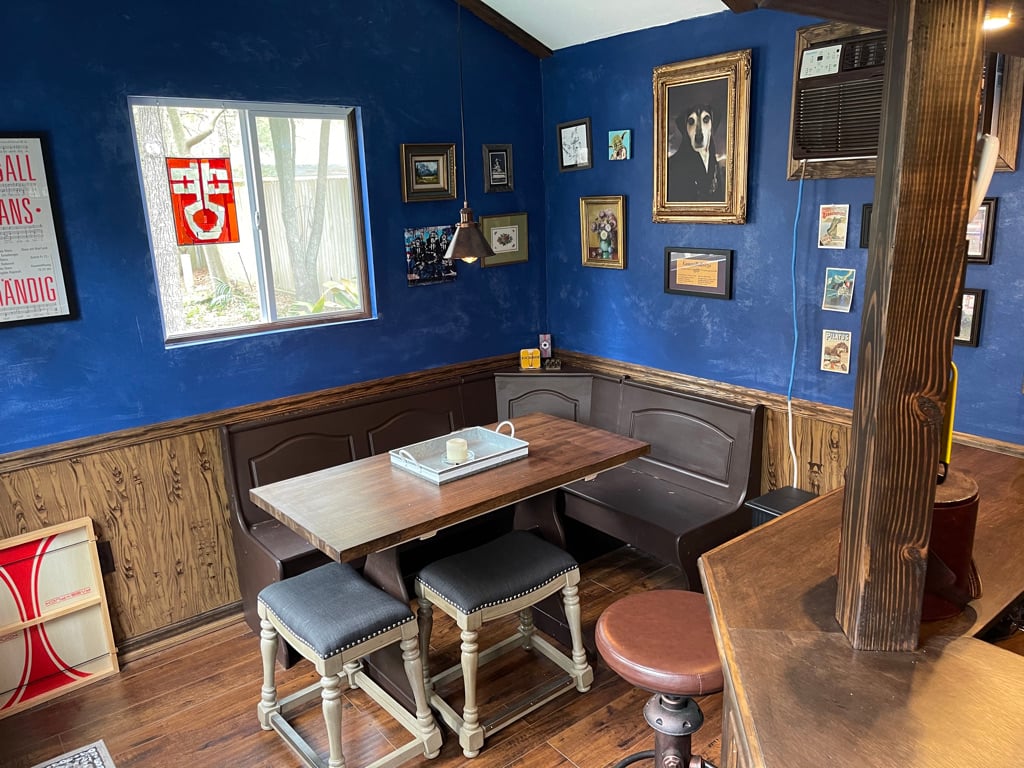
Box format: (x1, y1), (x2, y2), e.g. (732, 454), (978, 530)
(457, 2), (469, 206)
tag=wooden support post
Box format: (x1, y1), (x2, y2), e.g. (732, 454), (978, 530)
(836, 0), (984, 650)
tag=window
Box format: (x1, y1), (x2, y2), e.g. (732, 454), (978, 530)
(129, 97), (373, 344)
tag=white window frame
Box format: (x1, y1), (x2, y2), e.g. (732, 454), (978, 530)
(129, 96), (375, 345)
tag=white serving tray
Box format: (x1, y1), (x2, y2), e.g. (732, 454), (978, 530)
(389, 421), (528, 484)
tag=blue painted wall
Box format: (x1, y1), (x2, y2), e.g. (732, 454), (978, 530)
(541, 10), (1024, 446)
(3, 4), (1021, 455)
(0, 0), (546, 453)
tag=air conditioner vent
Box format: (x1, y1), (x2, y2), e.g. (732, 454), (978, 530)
(794, 78), (885, 158)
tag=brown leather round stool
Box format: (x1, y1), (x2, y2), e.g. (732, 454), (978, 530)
(596, 590), (723, 768)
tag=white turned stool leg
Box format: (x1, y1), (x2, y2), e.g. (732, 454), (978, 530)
(459, 628), (484, 758)
(257, 606), (280, 729)
(517, 608), (535, 650)
(342, 660), (361, 689)
(400, 633), (443, 758)
(562, 583), (593, 692)
(320, 674), (346, 768)
(416, 596), (434, 690)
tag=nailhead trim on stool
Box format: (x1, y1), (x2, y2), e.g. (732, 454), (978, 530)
(596, 589), (723, 768)
(257, 562), (442, 768)
(415, 530), (593, 758)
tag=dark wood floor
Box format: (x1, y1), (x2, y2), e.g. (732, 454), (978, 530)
(4, 545), (1022, 768)
(0, 546), (722, 768)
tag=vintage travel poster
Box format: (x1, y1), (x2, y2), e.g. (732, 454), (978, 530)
(0, 137), (70, 323)
(818, 204), (849, 249)
(821, 329), (853, 373)
(821, 267), (856, 312)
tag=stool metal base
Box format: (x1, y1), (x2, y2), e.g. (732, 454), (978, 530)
(610, 693), (716, 768)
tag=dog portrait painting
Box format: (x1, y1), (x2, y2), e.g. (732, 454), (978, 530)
(666, 80), (728, 204)
(652, 50), (750, 224)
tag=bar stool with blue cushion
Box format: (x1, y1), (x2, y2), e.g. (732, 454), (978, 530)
(257, 562), (443, 768)
(414, 529), (593, 758)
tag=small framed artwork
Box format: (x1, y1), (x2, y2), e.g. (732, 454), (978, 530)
(608, 130), (631, 160)
(400, 143), (456, 202)
(954, 288), (985, 346)
(822, 267), (856, 312)
(482, 144), (513, 193)
(557, 118), (593, 172)
(664, 247), (733, 299)
(818, 204), (849, 249)
(404, 224), (457, 286)
(580, 195), (625, 269)
(480, 212), (528, 267)
(966, 197), (996, 264)
(860, 203), (872, 249)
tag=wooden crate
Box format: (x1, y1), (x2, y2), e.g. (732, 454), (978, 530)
(0, 518), (118, 718)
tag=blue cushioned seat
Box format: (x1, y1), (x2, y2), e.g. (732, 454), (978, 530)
(259, 562), (413, 660)
(416, 529), (579, 613)
(256, 562), (442, 768)
(415, 530), (593, 758)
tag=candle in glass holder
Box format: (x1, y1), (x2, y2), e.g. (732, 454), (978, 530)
(446, 437), (468, 464)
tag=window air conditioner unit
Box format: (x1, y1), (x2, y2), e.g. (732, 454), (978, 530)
(791, 30), (888, 165)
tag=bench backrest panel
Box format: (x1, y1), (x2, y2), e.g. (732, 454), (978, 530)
(618, 381), (761, 506)
(495, 373), (593, 423)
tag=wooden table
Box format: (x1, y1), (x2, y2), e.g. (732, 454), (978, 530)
(700, 444), (1024, 767)
(250, 411), (649, 707)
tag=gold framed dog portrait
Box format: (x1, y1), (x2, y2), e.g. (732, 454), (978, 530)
(653, 49), (751, 224)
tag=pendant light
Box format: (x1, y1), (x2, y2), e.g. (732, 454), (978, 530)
(445, 2), (494, 265)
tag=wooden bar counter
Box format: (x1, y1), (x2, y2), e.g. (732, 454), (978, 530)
(700, 444), (1024, 767)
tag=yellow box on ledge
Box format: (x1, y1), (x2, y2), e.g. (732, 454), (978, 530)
(519, 348), (541, 370)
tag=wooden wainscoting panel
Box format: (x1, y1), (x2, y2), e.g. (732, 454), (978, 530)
(762, 407), (851, 495)
(0, 428), (237, 643)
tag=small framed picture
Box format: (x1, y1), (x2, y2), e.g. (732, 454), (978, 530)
(557, 118), (593, 172)
(482, 144), (513, 193)
(954, 288), (985, 346)
(480, 212), (528, 267)
(966, 197), (996, 264)
(608, 130), (631, 160)
(821, 329), (853, 374)
(818, 204), (849, 249)
(821, 267), (856, 312)
(860, 203), (873, 249)
(404, 225), (457, 286)
(400, 143), (456, 202)
(664, 248), (733, 299)
(580, 195), (625, 268)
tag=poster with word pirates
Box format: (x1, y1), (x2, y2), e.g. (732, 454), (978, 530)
(0, 137), (70, 323)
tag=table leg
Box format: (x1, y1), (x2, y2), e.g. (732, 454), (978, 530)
(362, 548), (418, 712)
(514, 492), (573, 648)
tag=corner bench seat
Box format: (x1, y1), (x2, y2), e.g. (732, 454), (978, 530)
(497, 374), (763, 589)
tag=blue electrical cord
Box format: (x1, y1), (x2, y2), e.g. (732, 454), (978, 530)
(788, 164), (806, 403)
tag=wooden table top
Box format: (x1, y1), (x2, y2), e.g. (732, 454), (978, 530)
(249, 411), (649, 563)
(700, 444), (1024, 767)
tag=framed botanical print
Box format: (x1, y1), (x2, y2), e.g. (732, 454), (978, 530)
(653, 49), (751, 223)
(480, 212), (528, 267)
(557, 118), (593, 172)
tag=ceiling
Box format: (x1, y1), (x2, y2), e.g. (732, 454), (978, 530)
(478, 0), (726, 51)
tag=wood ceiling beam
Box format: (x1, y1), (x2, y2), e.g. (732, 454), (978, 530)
(455, 0), (553, 59)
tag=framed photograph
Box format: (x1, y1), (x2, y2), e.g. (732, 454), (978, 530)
(653, 49), (751, 224)
(0, 135), (72, 325)
(580, 195), (625, 269)
(557, 118), (593, 172)
(664, 247), (733, 299)
(966, 197), (996, 264)
(860, 203), (873, 249)
(482, 144), (513, 193)
(400, 143), (456, 202)
(480, 212), (528, 267)
(822, 267), (856, 312)
(954, 288), (985, 346)
(404, 224), (457, 286)
(609, 130), (631, 160)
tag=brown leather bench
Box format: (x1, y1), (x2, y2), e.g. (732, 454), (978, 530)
(497, 374), (763, 590)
